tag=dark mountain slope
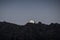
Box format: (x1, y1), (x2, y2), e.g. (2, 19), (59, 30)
(0, 21), (60, 40)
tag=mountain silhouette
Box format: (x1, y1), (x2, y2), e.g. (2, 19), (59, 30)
(0, 21), (60, 40)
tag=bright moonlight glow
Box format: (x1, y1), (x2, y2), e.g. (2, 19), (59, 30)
(29, 20), (35, 23)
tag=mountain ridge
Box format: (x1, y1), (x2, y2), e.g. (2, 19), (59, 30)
(0, 21), (60, 40)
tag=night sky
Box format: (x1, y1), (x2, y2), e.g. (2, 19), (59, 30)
(0, 0), (60, 25)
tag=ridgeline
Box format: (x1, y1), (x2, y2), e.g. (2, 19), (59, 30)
(0, 21), (60, 40)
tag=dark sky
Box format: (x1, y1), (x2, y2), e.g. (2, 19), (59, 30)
(0, 0), (60, 25)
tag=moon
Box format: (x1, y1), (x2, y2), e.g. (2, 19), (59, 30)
(29, 20), (35, 23)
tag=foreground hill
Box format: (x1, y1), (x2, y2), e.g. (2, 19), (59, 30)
(0, 21), (60, 40)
